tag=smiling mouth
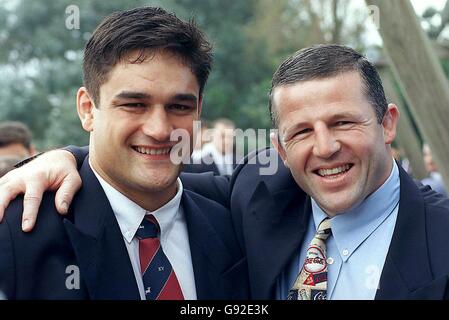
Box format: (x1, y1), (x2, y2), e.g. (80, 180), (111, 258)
(314, 164), (354, 177)
(132, 146), (172, 156)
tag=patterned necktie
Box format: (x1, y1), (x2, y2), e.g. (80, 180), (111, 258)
(287, 218), (332, 300)
(135, 215), (184, 300)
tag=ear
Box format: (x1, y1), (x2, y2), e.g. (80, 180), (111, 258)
(77, 87), (95, 132)
(382, 104), (399, 145)
(270, 131), (289, 168)
(28, 144), (37, 156)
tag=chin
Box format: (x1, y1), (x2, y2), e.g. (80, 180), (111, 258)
(317, 197), (354, 215)
(149, 173), (179, 188)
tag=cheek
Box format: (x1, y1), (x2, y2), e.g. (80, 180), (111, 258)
(176, 118), (195, 138)
(100, 119), (139, 147)
(285, 144), (308, 171)
(339, 131), (375, 156)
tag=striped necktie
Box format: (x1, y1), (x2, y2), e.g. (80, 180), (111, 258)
(135, 215), (184, 300)
(287, 218), (332, 300)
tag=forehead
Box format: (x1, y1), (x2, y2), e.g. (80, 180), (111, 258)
(100, 51), (200, 99)
(273, 72), (373, 126)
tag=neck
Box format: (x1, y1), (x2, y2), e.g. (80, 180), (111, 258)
(89, 157), (178, 212)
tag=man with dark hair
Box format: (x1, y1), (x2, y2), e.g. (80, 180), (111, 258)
(0, 121), (36, 159)
(2, 44), (449, 299)
(268, 45), (388, 126)
(0, 7), (248, 300)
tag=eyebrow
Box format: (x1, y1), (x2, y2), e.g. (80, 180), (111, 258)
(283, 111), (361, 134)
(113, 91), (198, 104)
(327, 112), (359, 121)
(171, 93), (198, 104)
(114, 91), (151, 100)
(283, 122), (307, 137)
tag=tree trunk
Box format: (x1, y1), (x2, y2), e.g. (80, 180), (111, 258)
(378, 67), (428, 179)
(365, 0), (449, 187)
(332, 0), (343, 43)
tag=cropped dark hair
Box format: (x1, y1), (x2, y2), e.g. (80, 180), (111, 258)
(0, 121), (32, 149)
(269, 44), (388, 126)
(83, 7), (213, 106)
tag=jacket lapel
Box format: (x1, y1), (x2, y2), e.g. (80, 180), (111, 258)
(63, 158), (140, 300)
(376, 165), (435, 299)
(245, 180), (309, 299)
(182, 191), (246, 299)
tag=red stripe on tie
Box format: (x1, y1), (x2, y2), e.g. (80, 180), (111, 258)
(139, 238), (160, 273)
(157, 270), (184, 300)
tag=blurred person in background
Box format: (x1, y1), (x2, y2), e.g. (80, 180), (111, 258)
(421, 143), (448, 197)
(190, 119), (209, 156)
(184, 118), (240, 175)
(0, 156), (22, 178)
(0, 121), (36, 159)
(390, 145), (411, 174)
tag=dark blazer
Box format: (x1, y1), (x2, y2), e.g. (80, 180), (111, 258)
(183, 153), (222, 175)
(183, 150), (242, 176)
(229, 148), (449, 299)
(0, 156), (249, 300)
(57, 146), (449, 299)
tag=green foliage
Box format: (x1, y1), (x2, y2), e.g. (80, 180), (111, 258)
(0, 0), (371, 151)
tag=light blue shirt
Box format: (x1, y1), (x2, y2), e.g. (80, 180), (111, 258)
(277, 161), (400, 300)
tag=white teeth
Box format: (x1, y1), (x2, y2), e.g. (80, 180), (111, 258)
(318, 164), (351, 177)
(134, 147), (171, 155)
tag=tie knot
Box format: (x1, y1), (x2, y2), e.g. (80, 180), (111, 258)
(316, 218), (332, 238)
(136, 215), (159, 240)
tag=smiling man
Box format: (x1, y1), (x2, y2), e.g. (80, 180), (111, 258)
(267, 47), (400, 299)
(0, 7), (249, 300)
(232, 45), (449, 299)
(2, 45), (449, 300)
(270, 63), (397, 217)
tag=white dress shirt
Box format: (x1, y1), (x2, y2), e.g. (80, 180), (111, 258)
(90, 163), (197, 300)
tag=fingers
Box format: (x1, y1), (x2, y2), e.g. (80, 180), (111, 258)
(21, 181), (46, 232)
(0, 177), (22, 223)
(54, 172), (82, 215)
(0, 150), (81, 231)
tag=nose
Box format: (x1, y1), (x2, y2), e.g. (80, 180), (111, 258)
(141, 107), (173, 142)
(312, 122), (340, 159)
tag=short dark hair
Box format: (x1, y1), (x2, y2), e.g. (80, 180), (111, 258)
(269, 44), (388, 126)
(83, 7), (213, 106)
(0, 121), (32, 149)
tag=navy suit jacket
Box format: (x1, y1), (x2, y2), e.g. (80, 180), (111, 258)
(183, 152), (241, 176)
(51, 146), (449, 299)
(228, 148), (449, 299)
(183, 153), (222, 176)
(0, 156), (249, 300)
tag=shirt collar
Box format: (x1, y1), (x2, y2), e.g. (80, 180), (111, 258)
(90, 162), (183, 244)
(311, 160), (400, 261)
